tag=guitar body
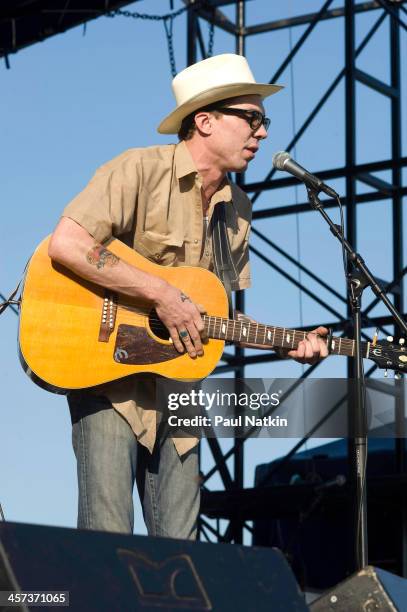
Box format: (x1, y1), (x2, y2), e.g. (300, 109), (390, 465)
(19, 238), (404, 394)
(19, 237), (228, 393)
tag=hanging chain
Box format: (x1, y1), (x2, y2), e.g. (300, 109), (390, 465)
(107, 3), (190, 77)
(207, 12), (215, 57)
(163, 17), (177, 77)
(106, 1), (215, 76)
(107, 4), (191, 23)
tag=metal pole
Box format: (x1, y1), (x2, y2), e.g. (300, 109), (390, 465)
(345, 0), (369, 571)
(232, 0), (246, 545)
(187, 0), (197, 65)
(389, 5), (406, 576)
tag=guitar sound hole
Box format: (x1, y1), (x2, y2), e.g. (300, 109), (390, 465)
(148, 309), (170, 341)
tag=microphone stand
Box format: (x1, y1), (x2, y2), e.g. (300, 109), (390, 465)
(306, 186), (407, 570)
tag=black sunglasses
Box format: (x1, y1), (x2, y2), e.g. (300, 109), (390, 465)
(214, 107), (270, 131)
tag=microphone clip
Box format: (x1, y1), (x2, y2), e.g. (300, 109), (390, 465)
(306, 186), (324, 211)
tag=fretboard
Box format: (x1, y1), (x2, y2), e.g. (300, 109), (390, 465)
(203, 315), (365, 358)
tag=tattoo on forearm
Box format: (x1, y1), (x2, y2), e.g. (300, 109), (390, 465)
(86, 244), (120, 270)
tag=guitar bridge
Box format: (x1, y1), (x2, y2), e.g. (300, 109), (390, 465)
(98, 291), (118, 342)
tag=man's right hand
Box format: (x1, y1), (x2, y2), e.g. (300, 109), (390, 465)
(48, 218), (206, 358)
(154, 284), (206, 358)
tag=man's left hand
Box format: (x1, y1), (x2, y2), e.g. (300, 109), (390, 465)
(287, 326), (329, 364)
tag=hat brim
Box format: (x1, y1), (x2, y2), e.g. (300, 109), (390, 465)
(157, 82), (283, 135)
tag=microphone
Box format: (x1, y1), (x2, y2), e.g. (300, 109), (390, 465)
(273, 151), (339, 199)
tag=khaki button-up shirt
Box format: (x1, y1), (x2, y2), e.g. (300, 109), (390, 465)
(63, 141), (252, 455)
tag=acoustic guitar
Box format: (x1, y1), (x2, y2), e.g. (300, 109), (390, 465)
(18, 237), (406, 393)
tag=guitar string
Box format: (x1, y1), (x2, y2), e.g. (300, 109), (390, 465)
(118, 303), (356, 347)
(118, 303), (377, 356)
(101, 302), (396, 362)
(119, 303), (310, 339)
(118, 300), (353, 342)
(113, 303), (367, 354)
(115, 315), (377, 356)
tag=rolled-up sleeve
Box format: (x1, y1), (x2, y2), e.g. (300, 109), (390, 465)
(62, 151), (140, 243)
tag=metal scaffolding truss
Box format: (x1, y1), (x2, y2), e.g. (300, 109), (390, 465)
(183, 0), (407, 554)
(0, 1), (141, 61)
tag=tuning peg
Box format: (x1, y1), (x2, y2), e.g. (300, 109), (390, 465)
(399, 338), (405, 346)
(384, 370), (388, 377)
(387, 336), (394, 342)
(395, 372), (402, 380)
(372, 328), (378, 347)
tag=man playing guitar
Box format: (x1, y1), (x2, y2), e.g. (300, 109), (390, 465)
(47, 54), (328, 538)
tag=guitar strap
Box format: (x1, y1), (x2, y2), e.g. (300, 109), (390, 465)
(211, 203), (239, 318)
(0, 277), (23, 316)
(0, 257), (30, 317)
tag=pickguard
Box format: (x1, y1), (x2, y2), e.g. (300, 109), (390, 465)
(114, 324), (179, 365)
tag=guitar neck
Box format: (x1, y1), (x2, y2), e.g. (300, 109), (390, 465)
(203, 315), (364, 358)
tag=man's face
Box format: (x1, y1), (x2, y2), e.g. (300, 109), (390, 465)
(208, 94), (268, 173)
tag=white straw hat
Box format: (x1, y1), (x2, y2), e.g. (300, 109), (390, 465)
(157, 53), (283, 134)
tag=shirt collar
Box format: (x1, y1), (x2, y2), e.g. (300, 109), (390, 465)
(175, 140), (198, 179)
(211, 176), (232, 205)
(175, 140), (233, 204)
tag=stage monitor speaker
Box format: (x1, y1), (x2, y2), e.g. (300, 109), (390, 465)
(0, 521), (308, 612)
(310, 565), (407, 611)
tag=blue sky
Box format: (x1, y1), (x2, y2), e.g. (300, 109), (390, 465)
(0, 1), (405, 538)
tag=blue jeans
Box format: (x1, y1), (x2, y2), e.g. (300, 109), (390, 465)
(67, 393), (199, 539)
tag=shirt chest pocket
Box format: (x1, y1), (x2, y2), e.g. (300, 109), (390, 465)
(135, 230), (184, 266)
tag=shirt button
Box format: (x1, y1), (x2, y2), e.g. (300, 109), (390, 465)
(205, 251), (210, 256)
(155, 253), (162, 260)
(194, 239), (198, 244)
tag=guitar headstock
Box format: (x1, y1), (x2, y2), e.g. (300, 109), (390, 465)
(368, 335), (407, 375)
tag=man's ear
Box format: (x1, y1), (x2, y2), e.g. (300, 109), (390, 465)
(194, 111), (213, 135)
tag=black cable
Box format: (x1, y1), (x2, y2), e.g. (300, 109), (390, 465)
(356, 444), (368, 569)
(336, 195), (348, 283)
(335, 196), (368, 570)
